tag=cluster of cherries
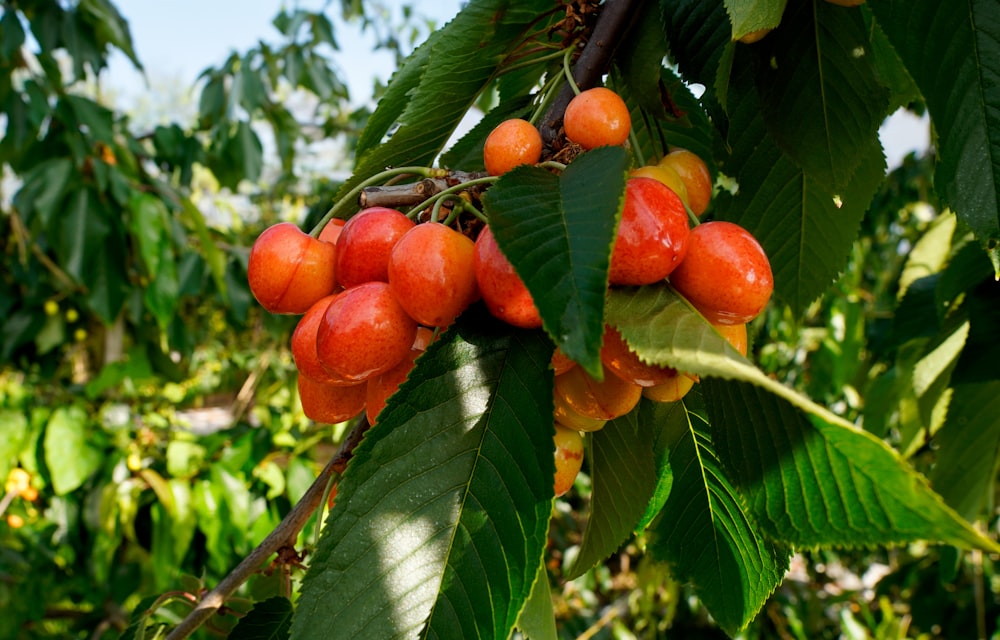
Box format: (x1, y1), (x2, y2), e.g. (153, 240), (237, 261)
(247, 85), (773, 499)
(483, 87), (773, 496)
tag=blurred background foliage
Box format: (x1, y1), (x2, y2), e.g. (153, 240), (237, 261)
(0, 1), (997, 638)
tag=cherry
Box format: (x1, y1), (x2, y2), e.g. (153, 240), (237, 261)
(738, 28), (771, 44)
(563, 87), (631, 150)
(553, 387), (608, 432)
(609, 177), (690, 286)
(483, 118), (542, 176)
(474, 225), (542, 329)
(335, 207), (415, 288)
(642, 372), (696, 403)
(630, 164), (689, 208)
(365, 327), (433, 425)
(316, 281), (418, 382)
(298, 374), (367, 424)
(388, 222), (479, 327)
(669, 221), (773, 325)
(550, 346), (577, 376)
(319, 217), (346, 245)
(715, 322), (748, 356)
(553, 423), (585, 498)
(553, 363), (642, 421)
(600, 324), (677, 387)
(291, 293), (353, 384)
(247, 222), (337, 314)
(658, 149), (712, 217)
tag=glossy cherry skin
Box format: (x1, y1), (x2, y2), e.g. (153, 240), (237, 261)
(247, 222), (337, 314)
(484, 118), (542, 176)
(388, 223), (479, 327)
(609, 177), (691, 286)
(642, 372), (696, 403)
(298, 374), (367, 424)
(550, 346), (577, 376)
(715, 322), (748, 356)
(563, 87), (631, 150)
(474, 225), (542, 329)
(553, 388), (608, 432)
(319, 218), (346, 245)
(553, 422), (585, 498)
(292, 294), (353, 384)
(316, 281), (418, 382)
(335, 207), (415, 288)
(600, 324), (677, 387)
(658, 149), (713, 217)
(553, 364), (642, 421)
(365, 327), (433, 425)
(669, 221), (773, 325)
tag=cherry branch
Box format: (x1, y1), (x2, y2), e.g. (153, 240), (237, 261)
(359, 171), (489, 210)
(164, 416), (371, 640)
(539, 0), (643, 148)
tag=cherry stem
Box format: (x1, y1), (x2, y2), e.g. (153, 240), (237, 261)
(562, 45), (581, 96)
(684, 202), (700, 228)
(164, 416), (372, 640)
(408, 176), (497, 220)
(310, 166), (443, 237)
(537, 160), (568, 172)
(529, 71), (566, 127)
(629, 128), (646, 168)
(501, 46), (568, 76)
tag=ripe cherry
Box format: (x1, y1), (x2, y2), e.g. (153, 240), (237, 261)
(553, 423), (584, 498)
(365, 327), (433, 425)
(600, 324), (677, 387)
(630, 164), (689, 208)
(658, 149), (712, 217)
(335, 207), (415, 288)
(551, 346), (577, 376)
(474, 225), (542, 329)
(291, 293), (352, 384)
(298, 374), (367, 424)
(388, 222), (479, 327)
(609, 177), (690, 286)
(563, 87), (631, 150)
(247, 222), (337, 314)
(483, 118), (542, 176)
(319, 218), (346, 245)
(553, 387), (608, 432)
(642, 372), (696, 403)
(316, 281), (418, 382)
(553, 363), (642, 421)
(715, 322), (748, 356)
(670, 221), (773, 325)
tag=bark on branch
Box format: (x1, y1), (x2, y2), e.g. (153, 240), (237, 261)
(164, 417), (371, 640)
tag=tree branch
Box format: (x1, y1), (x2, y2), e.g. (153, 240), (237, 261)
(164, 416), (371, 640)
(539, 0), (643, 148)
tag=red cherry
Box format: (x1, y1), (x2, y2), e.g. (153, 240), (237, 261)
(316, 281), (418, 382)
(247, 222), (337, 314)
(600, 324), (677, 387)
(298, 374), (366, 424)
(291, 294), (349, 384)
(609, 177), (691, 286)
(553, 364), (642, 421)
(669, 221), (773, 325)
(658, 149), (713, 217)
(473, 225), (542, 329)
(388, 223), (479, 327)
(335, 207), (415, 288)
(318, 218), (346, 245)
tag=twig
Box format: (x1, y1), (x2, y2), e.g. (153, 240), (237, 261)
(164, 416), (372, 640)
(539, 0), (643, 148)
(358, 170), (489, 210)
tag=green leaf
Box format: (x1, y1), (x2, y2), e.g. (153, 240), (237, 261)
(567, 410), (658, 579)
(55, 189), (110, 283)
(180, 198), (228, 303)
(78, 0), (143, 70)
(341, 0), (553, 214)
(718, 58), (886, 314)
(13, 157), (74, 227)
(660, 0), (731, 91)
(752, 0), (889, 190)
(0, 410), (29, 480)
(515, 561), (557, 640)
(44, 406), (102, 495)
(128, 193), (170, 276)
(724, 0), (787, 41)
(931, 381), (1000, 520)
(870, 0), (1000, 253)
(292, 311), (554, 640)
(230, 596), (293, 640)
(606, 285), (1000, 553)
(646, 395), (789, 636)
(483, 148), (628, 377)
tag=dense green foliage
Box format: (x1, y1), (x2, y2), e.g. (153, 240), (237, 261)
(2, 0), (1000, 639)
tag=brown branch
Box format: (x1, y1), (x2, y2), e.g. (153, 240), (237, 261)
(539, 0), (644, 148)
(358, 171), (489, 210)
(164, 416), (371, 640)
